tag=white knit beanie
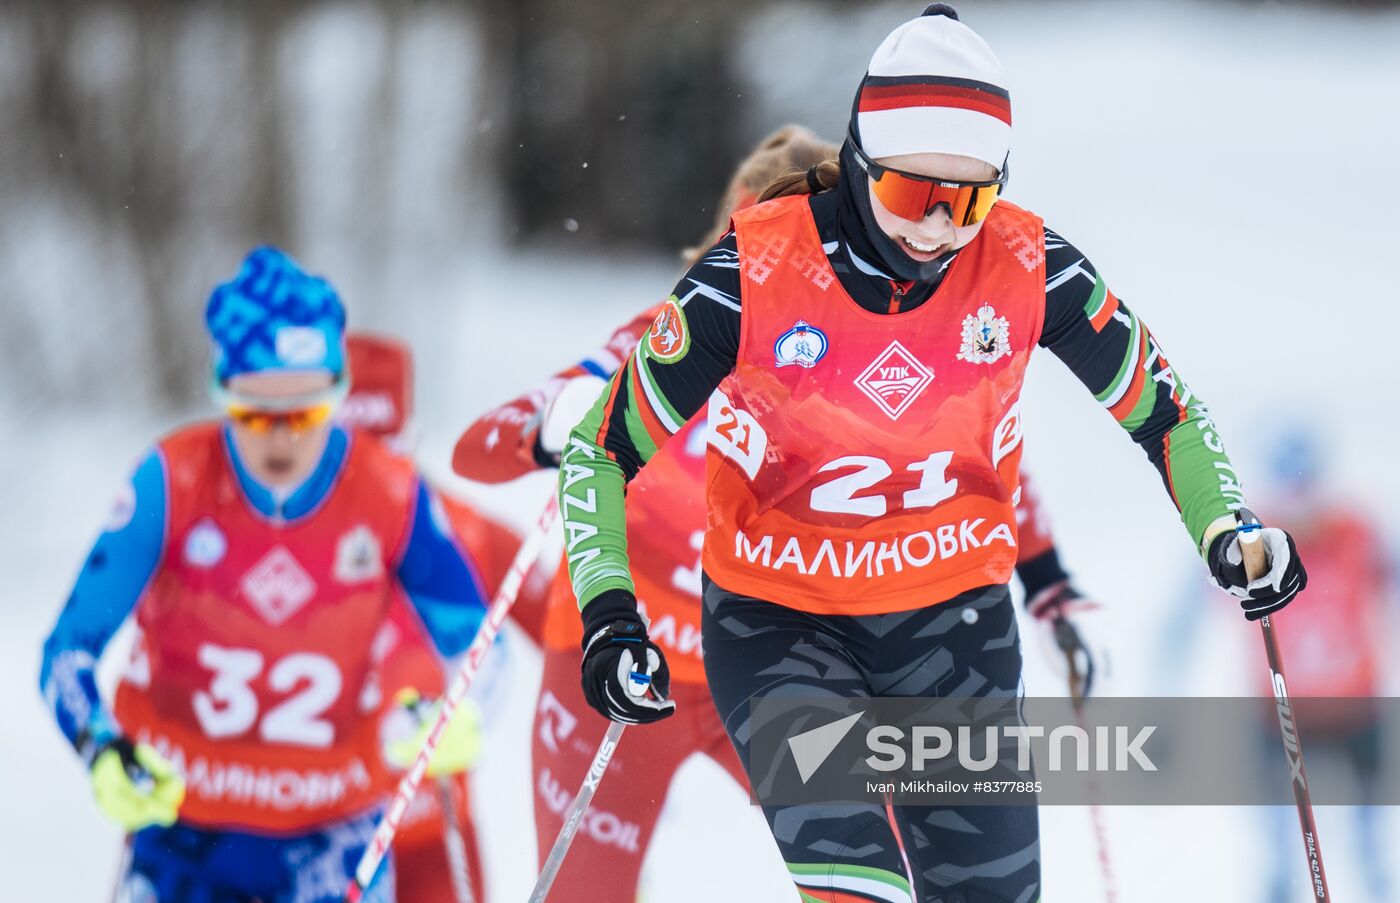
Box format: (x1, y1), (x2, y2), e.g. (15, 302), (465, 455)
(855, 4), (1011, 170)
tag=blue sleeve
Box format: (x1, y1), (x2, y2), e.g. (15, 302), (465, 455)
(396, 480), (490, 658)
(40, 451), (167, 755)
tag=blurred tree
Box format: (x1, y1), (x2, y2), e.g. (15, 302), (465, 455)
(4, 0), (1392, 413)
(5, 0), (298, 408)
(476, 0), (752, 251)
(0, 0), (473, 411)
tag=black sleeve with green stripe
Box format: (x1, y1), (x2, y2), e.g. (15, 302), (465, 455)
(1040, 228), (1246, 552)
(560, 236), (744, 608)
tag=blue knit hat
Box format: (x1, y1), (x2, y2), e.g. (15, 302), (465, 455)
(205, 246), (346, 384)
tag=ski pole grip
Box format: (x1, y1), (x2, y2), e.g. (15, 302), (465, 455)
(1237, 523), (1268, 583)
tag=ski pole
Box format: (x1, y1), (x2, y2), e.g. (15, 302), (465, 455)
(109, 835), (135, 903)
(528, 719), (629, 903)
(1053, 616), (1119, 903)
(345, 497), (559, 902)
(1238, 521), (1331, 901)
(436, 776), (477, 903)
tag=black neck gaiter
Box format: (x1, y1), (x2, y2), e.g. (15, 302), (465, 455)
(836, 140), (957, 284)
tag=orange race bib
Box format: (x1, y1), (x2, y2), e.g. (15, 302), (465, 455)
(702, 196), (1047, 614)
(114, 423), (416, 833)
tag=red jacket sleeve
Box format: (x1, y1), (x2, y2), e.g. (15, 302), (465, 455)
(437, 493), (558, 646)
(1013, 471), (1077, 601)
(1015, 471), (1057, 563)
(452, 308), (659, 483)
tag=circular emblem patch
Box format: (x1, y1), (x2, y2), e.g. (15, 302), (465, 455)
(643, 298), (690, 364)
(773, 319), (829, 369)
(184, 518), (228, 569)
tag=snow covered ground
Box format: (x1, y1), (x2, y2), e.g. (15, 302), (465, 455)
(4, 1), (1399, 900)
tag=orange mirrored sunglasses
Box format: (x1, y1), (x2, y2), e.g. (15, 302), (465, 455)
(848, 131), (1006, 226)
(226, 401), (336, 434)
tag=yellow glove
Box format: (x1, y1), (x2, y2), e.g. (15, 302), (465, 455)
(383, 689), (483, 777)
(90, 738), (185, 832)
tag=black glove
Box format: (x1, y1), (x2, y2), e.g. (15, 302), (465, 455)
(1207, 520), (1307, 621)
(579, 591), (675, 724)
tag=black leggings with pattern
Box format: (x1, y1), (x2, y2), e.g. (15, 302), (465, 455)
(701, 578), (1040, 903)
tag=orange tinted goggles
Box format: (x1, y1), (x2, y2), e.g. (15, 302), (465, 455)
(849, 133), (1006, 226)
(227, 401), (336, 433)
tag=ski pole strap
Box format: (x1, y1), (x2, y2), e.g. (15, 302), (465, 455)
(528, 720), (629, 903)
(344, 497), (560, 902)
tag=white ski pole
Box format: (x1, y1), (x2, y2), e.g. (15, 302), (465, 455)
(436, 776), (477, 903)
(345, 497), (559, 902)
(528, 719), (629, 903)
(109, 835), (135, 903)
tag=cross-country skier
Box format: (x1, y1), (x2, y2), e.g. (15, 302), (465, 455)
(342, 331), (508, 903)
(39, 248), (489, 903)
(456, 126), (834, 902)
(455, 124), (1106, 901)
(343, 328), (552, 643)
(555, 6), (1308, 901)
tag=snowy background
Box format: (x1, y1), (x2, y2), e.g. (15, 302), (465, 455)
(3, 1), (1399, 900)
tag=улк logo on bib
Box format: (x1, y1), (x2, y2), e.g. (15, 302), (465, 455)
(773, 319), (828, 369)
(956, 305), (1011, 365)
(240, 546), (317, 625)
(854, 341), (934, 421)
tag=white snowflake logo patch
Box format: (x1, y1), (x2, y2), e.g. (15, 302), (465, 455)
(184, 518), (228, 569)
(957, 305), (1011, 365)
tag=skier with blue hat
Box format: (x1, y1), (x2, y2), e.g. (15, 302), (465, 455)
(41, 246), (488, 902)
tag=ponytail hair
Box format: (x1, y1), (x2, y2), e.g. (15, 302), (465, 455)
(757, 158), (841, 203)
(683, 125), (840, 265)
